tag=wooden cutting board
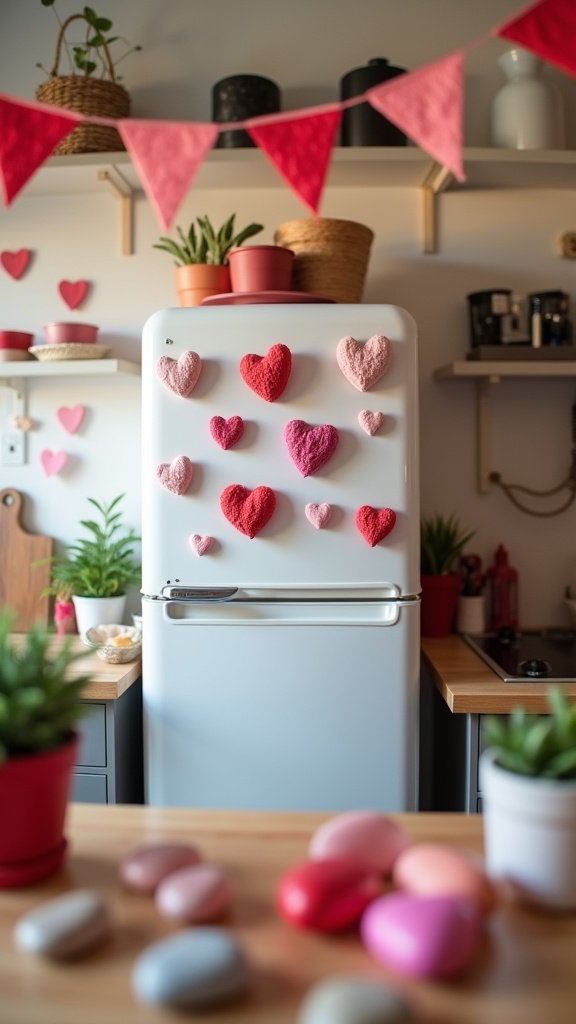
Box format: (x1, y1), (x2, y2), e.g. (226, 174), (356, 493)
(0, 488), (53, 630)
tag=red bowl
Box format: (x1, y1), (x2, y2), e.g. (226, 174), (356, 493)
(0, 331), (34, 351)
(43, 323), (99, 345)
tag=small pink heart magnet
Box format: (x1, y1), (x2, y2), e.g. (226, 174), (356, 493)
(156, 352), (202, 398)
(190, 534), (214, 556)
(210, 415), (244, 450)
(157, 455), (194, 495)
(337, 335), (392, 392)
(1, 249), (31, 280)
(57, 405), (85, 435)
(58, 279), (89, 310)
(358, 410), (385, 436)
(41, 449), (68, 477)
(284, 420), (339, 477)
(305, 503), (332, 529)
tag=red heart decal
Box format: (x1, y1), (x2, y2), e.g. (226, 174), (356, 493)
(41, 449), (68, 477)
(284, 419), (339, 477)
(337, 335), (392, 392)
(156, 351), (202, 397)
(57, 405), (84, 434)
(239, 343), (292, 402)
(356, 506), (396, 547)
(156, 455), (194, 495)
(58, 279), (89, 310)
(220, 484), (276, 538)
(210, 415), (244, 450)
(1, 249), (31, 280)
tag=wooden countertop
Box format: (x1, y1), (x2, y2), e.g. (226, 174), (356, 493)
(2, 804), (576, 1024)
(422, 634), (576, 714)
(11, 634), (141, 701)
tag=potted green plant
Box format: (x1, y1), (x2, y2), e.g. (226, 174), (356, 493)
(481, 687), (576, 910)
(0, 610), (93, 887)
(154, 214), (264, 306)
(420, 513), (475, 637)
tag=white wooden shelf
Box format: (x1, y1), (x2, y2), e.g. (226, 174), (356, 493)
(0, 358), (141, 379)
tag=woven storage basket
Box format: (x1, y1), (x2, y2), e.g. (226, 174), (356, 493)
(273, 218), (374, 303)
(36, 76), (129, 154)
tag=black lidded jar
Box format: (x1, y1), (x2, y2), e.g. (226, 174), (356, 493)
(340, 57), (407, 146)
(212, 74), (281, 149)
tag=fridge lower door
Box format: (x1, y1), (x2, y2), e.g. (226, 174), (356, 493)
(143, 597), (419, 812)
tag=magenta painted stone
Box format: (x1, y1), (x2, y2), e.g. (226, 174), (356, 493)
(119, 843), (203, 894)
(308, 811), (410, 876)
(155, 863), (233, 924)
(277, 857), (382, 933)
(360, 892), (482, 980)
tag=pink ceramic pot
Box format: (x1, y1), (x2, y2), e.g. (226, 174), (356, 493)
(0, 331), (34, 350)
(228, 246), (294, 293)
(43, 323), (99, 345)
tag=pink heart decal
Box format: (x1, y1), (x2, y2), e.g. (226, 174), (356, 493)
(58, 279), (89, 310)
(337, 335), (392, 392)
(156, 455), (194, 495)
(210, 415), (244, 450)
(284, 420), (339, 477)
(356, 506), (396, 547)
(1, 249), (31, 280)
(57, 405), (84, 435)
(239, 343), (292, 402)
(220, 484), (276, 538)
(156, 351), (202, 398)
(305, 503), (332, 529)
(41, 449), (68, 477)
(358, 410), (385, 436)
(190, 534), (213, 556)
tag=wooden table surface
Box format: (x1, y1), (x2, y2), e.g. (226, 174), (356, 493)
(2, 805), (576, 1024)
(10, 634), (141, 701)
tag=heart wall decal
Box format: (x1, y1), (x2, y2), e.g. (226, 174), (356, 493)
(356, 505), (397, 547)
(239, 343), (292, 402)
(220, 484), (277, 538)
(1, 249), (31, 280)
(305, 503), (332, 529)
(358, 410), (385, 436)
(284, 419), (339, 478)
(190, 534), (214, 556)
(58, 279), (89, 310)
(57, 405), (85, 435)
(337, 335), (392, 392)
(210, 415), (244, 450)
(156, 351), (202, 397)
(156, 455), (194, 495)
(41, 449), (68, 477)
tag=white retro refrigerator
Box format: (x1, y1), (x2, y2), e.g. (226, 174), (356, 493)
(141, 303), (420, 812)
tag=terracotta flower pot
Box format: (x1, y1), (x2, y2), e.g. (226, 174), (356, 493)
(420, 573), (461, 638)
(174, 265), (231, 307)
(228, 246), (294, 293)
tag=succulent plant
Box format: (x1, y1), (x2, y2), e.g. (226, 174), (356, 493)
(484, 686), (576, 779)
(420, 513), (475, 576)
(154, 214), (264, 266)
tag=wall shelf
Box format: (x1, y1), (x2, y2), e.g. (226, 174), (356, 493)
(0, 358), (141, 380)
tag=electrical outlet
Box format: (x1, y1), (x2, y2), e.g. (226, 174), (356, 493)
(558, 231), (576, 258)
(1, 430), (25, 466)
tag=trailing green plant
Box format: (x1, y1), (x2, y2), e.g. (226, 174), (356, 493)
(37, 1), (141, 81)
(0, 610), (93, 764)
(421, 513), (475, 575)
(484, 686), (576, 779)
(154, 214), (264, 267)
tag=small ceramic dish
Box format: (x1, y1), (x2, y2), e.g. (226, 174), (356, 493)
(0, 330), (34, 350)
(82, 624), (142, 664)
(43, 323), (99, 345)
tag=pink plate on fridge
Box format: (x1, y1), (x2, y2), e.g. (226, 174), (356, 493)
(201, 290), (335, 306)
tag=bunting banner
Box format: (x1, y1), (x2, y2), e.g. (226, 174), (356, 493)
(0, 94), (80, 205)
(496, 0), (576, 79)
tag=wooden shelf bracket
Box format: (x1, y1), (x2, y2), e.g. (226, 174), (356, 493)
(97, 167), (134, 256)
(420, 162), (454, 254)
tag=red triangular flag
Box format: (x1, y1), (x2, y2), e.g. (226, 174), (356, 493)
(119, 120), (218, 230)
(367, 53), (465, 182)
(0, 94), (80, 204)
(496, 0), (576, 78)
(247, 108), (341, 215)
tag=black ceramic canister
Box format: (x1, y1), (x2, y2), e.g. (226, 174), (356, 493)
(212, 74), (281, 149)
(340, 57), (407, 146)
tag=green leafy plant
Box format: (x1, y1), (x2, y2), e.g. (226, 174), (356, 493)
(484, 687), (576, 779)
(0, 610), (93, 764)
(38, 1), (141, 80)
(154, 214), (264, 267)
(421, 513), (475, 575)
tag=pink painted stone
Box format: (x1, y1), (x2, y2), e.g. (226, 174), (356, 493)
(276, 857), (382, 933)
(119, 843), (202, 894)
(155, 863), (233, 924)
(308, 811), (411, 876)
(392, 843), (497, 916)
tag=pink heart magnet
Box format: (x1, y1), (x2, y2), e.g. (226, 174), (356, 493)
(41, 449), (68, 477)
(358, 410), (385, 436)
(337, 335), (392, 392)
(1, 249), (31, 280)
(210, 415), (244, 450)
(190, 534), (214, 557)
(356, 506), (396, 547)
(58, 279), (89, 310)
(156, 352), (202, 398)
(305, 503), (332, 529)
(284, 420), (339, 477)
(157, 455), (194, 496)
(57, 405), (85, 435)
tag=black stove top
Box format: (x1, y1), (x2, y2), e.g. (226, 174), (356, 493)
(463, 628), (576, 683)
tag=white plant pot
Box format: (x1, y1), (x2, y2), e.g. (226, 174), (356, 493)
(480, 748), (576, 911)
(72, 594), (127, 636)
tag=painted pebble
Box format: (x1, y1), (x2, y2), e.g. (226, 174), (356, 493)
(392, 843), (497, 915)
(297, 975), (415, 1024)
(132, 927), (250, 1010)
(14, 889), (111, 959)
(155, 863), (233, 923)
(119, 842), (202, 893)
(277, 857), (382, 932)
(309, 811), (410, 876)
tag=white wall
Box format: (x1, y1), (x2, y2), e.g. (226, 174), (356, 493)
(2, 0), (576, 626)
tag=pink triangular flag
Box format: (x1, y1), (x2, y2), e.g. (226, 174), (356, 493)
(496, 0), (576, 79)
(367, 53), (465, 182)
(0, 94), (80, 205)
(118, 119), (219, 229)
(247, 108), (341, 215)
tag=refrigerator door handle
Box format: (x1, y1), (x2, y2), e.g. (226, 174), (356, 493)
(160, 586), (239, 602)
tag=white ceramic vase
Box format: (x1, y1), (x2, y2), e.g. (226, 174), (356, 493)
(491, 48), (565, 150)
(72, 594), (127, 636)
(455, 594), (486, 634)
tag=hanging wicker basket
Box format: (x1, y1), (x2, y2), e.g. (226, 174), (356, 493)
(273, 218), (374, 303)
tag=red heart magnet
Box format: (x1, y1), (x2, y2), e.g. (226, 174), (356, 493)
(356, 506), (396, 547)
(156, 455), (194, 495)
(239, 343), (292, 402)
(1, 249), (31, 280)
(284, 419), (339, 477)
(58, 279), (89, 310)
(220, 484), (276, 538)
(210, 415), (244, 450)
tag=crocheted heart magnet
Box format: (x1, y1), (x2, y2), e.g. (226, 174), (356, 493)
(210, 415), (244, 450)
(220, 484), (276, 538)
(190, 534), (214, 556)
(239, 343), (292, 402)
(305, 503), (332, 529)
(284, 420), (339, 477)
(156, 455), (194, 495)
(356, 506), (396, 547)
(337, 336), (392, 392)
(156, 351), (202, 397)
(358, 410), (385, 436)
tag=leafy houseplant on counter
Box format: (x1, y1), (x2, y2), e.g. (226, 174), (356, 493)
(481, 687), (576, 910)
(0, 610), (93, 887)
(154, 214), (264, 306)
(420, 513), (475, 637)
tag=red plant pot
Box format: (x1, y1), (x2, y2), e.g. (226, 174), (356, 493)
(228, 245), (294, 293)
(420, 574), (462, 638)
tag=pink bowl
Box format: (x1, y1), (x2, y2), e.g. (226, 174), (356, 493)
(43, 323), (99, 345)
(0, 331), (34, 351)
